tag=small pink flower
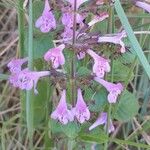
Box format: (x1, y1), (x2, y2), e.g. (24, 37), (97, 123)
(77, 51), (86, 60)
(35, 0), (56, 33)
(98, 31), (127, 53)
(89, 112), (115, 133)
(72, 88), (90, 123)
(87, 49), (110, 78)
(51, 90), (74, 124)
(7, 58), (28, 74)
(9, 69), (50, 94)
(94, 77), (123, 103)
(135, 1), (150, 13)
(44, 44), (65, 69)
(88, 12), (109, 27)
(65, 0), (88, 9)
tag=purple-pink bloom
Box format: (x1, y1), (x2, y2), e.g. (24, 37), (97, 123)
(88, 12), (109, 27)
(51, 90), (74, 124)
(89, 112), (115, 133)
(44, 44), (65, 69)
(87, 49), (110, 78)
(9, 69), (50, 94)
(72, 88), (90, 123)
(7, 58), (28, 74)
(35, 0), (56, 33)
(135, 1), (150, 13)
(98, 31), (127, 53)
(94, 77), (123, 103)
(65, 0), (88, 9)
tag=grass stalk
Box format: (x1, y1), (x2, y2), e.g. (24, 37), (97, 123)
(17, 0), (24, 57)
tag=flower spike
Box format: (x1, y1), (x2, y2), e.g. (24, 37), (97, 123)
(94, 77), (123, 103)
(44, 44), (65, 69)
(87, 49), (110, 78)
(35, 0), (56, 33)
(51, 90), (74, 124)
(72, 88), (90, 123)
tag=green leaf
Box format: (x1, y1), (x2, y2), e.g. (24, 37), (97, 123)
(77, 67), (91, 76)
(89, 88), (107, 112)
(114, 0), (150, 78)
(61, 122), (81, 138)
(78, 133), (108, 144)
(0, 74), (9, 81)
(107, 59), (134, 82)
(79, 134), (150, 149)
(114, 90), (139, 122)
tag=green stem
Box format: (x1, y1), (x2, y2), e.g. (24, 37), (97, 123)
(104, 4), (114, 150)
(71, 0), (77, 105)
(67, 139), (74, 150)
(26, 0), (34, 148)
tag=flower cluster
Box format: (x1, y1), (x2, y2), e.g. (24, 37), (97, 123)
(9, 0), (149, 132)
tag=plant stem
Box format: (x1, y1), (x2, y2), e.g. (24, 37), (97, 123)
(26, 0), (34, 148)
(67, 139), (74, 150)
(71, 0), (77, 105)
(104, 4), (114, 150)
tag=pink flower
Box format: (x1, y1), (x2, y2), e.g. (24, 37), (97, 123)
(51, 90), (74, 124)
(94, 77), (123, 103)
(35, 0), (56, 33)
(9, 69), (50, 94)
(7, 58), (28, 74)
(135, 1), (150, 13)
(44, 44), (65, 69)
(72, 88), (90, 123)
(88, 12), (109, 27)
(98, 31), (127, 53)
(65, 0), (88, 9)
(87, 49), (110, 78)
(89, 112), (115, 133)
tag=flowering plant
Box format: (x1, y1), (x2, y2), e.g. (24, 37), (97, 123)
(3, 0), (150, 149)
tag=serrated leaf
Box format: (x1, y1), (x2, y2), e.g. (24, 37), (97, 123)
(114, 90), (139, 122)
